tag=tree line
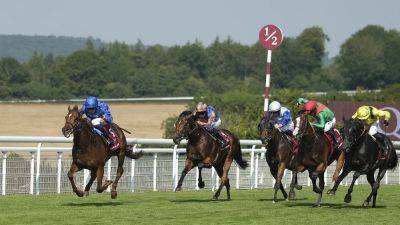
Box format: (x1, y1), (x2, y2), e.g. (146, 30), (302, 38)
(1, 25), (399, 100)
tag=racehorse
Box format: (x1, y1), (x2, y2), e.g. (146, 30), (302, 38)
(295, 114), (345, 207)
(327, 118), (398, 207)
(62, 105), (143, 199)
(258, 117), (302, 203)
(172, 110), (248, 200)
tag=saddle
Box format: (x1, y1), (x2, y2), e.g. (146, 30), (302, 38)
(93, 123), (121, 151)
(323, 128), (343, 154)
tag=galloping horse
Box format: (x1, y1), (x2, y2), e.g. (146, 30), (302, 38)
(62, 105), (143, 198)
(327, 118), (398, 207)
(258, 117), (302, 202)
(295, 114), (345, 207)
(173, 110), (248, 200)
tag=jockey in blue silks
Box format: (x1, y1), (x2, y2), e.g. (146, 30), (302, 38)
(268, 101), (294, 136)
(80, 96), (120, 151)
(195, 102), (228, 149)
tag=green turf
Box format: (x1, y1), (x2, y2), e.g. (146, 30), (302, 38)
(1, 185), (400, 225)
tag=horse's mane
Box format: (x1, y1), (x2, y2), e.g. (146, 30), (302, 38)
(179, 110), (194, 117)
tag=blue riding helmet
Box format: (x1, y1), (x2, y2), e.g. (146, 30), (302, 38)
(84, 96), (99, 109)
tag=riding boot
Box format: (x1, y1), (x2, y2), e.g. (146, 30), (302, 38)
(211, 129), (229, 150)
(102, 124), (120, 151)
(373, 133), (389, 159)
(327, 129), (338, 148)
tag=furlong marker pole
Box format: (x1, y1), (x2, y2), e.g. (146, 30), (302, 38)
(264, 50), (272, 112)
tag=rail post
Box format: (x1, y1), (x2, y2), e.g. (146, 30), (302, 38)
(106, 159), (111, 192)
(153, 153), (157, 191)
(250, 145), (255, 189)
(2, 152), (7, 195)
(172, 145), (178, 189)
(254, 153), (259, 188)
(236, 165), (240, 189)
(131, 144), (137, 192)
(36, 143), (42, 195)
(29, 151), (35, 195)
(57, 152), (62, 194)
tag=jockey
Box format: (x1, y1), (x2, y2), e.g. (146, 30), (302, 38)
(268, 101), (294, 136)
(80, 96), (120, 151)
(352, 106), (391, 155)
(302, 100), (338, 146)
(195, 102), (228, 149)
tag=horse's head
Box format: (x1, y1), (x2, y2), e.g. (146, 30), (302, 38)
(172, 110), (198, 144)
(258, 116), (276, 145)
(342, 117), (364, 151)
(62, 105), (82, 138)
(295, 113), (313, 139)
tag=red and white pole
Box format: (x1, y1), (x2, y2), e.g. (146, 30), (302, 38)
(264, 50), (272, 113)
(258, 24), (283, 115)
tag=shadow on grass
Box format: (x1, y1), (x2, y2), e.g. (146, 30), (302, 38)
(62, 201), (124, 207)
(170, 199), (232, 204)
(285, 202), (387, 209)
(258, 198), (308, 202)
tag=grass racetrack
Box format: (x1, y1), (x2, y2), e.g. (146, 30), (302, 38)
(1, 185), (400, 225)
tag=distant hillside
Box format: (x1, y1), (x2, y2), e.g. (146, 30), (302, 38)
(0, 35), (106, 62)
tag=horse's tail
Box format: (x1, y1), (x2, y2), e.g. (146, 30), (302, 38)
(125, 145), (144, 159)
(120, 127), (132, 134)
(233, 139), (248, 169)
(387, 141), (398, 170)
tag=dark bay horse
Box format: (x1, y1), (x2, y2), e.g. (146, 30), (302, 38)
(295, 114), (345, 207)
(258, 118), (302, 203)
(172, 110), (248, 200)
(327, 118), (398, 207)
(62, 105), (143, 198)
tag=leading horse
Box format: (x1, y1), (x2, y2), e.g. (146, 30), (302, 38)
(173, 110), (248, 200)
(62, 105), (143, 198)
(327, 118), (398, 207)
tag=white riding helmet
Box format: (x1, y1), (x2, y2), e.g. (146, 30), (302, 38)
(269, 101), (281, 112)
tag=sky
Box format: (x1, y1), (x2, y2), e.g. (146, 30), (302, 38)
(0, 0), (399, 56)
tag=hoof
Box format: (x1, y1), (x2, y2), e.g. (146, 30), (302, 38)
(227, 197), (231, 201)
(198, 181), (205, 189)
(212, 196), (219, 201)
(272, 200), (276, 204)
(76, 190), (85, 197)
(327, 189), (336, 196)
(344, 194), (352, 203)
(362, 201), (370, 207)
(289, 192), (296, 200)
(111, 191), (117, 199)
(311, 204), (321, 208)
(174, 187), (182, 192)
(295, 185), (302, 190)
(85, 191), (90, 197)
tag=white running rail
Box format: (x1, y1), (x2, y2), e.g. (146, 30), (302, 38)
(0, 136), (399, 195)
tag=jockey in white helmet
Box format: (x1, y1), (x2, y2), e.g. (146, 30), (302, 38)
(268, 101), (294, 135)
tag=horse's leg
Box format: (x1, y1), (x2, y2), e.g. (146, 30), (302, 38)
(313, 173), (325, 207)
(110, 153), (125, 199)
(198, 167), (205, 189)
(332, 151), (345, 182)
(294, 171), (302, 190)
(175, 159), (194, 192)
(289, 171), (299, 200)
(364, 168), (386, 208)
(362, 170), (376, 207)
(84, 169), (97, 196)
(96, 166), (113, 193)
(270, 164), (288, 200)
(213, 156), (233, 200)
(273, 162), (286, 203)
(67, 162), (84, 197)
(344, 171), (360, 203)
(327, 164), (351, 195)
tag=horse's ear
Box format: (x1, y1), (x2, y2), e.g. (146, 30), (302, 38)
(68, 105), (71, 112)
(73, 105), (78, 110)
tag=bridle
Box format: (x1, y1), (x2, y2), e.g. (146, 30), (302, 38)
(175, 116), (198, 140)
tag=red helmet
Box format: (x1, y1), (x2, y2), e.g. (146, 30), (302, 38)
(303, 100), (317, 114)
